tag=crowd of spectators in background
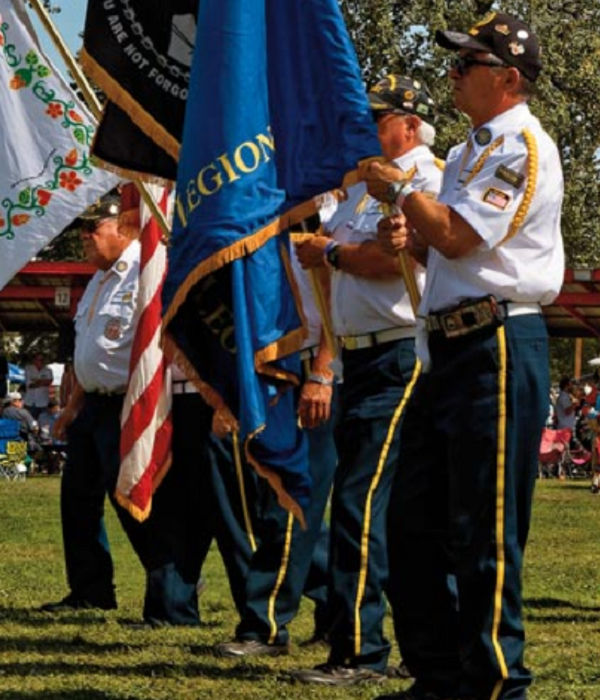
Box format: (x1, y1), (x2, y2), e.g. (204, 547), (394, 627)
(0, 351), (68, 474)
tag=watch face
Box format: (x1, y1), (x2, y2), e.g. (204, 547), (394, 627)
(387, 181), (402, 204)
(327, 245), (341, 269)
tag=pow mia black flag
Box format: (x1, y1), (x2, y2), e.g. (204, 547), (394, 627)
(81, 0), (199, 181)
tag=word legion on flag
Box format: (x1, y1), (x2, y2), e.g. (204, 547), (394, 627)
(175, 126), (275, 227)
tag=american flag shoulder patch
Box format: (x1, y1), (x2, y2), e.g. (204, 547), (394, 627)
(482, 187), (511, 210)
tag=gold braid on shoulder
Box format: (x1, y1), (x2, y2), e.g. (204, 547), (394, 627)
(499, 129), (538, 245)
(463, 136), (505, 186)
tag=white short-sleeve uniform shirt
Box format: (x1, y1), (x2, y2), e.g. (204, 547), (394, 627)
(74, 241), (141, 393)
(326, 145), (443, 337)
(420, 103), (564, 316)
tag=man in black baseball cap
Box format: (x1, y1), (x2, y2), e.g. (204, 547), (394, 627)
(78, 194), (121, 230)
(436, 12), (542, 83)
(365, 11), (564, 700)
(369, 74), (436, 121)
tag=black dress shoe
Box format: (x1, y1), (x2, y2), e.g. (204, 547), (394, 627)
(386, 660), (413, 679)
(214, 639), (289, 658)
(39, 593), (117, 613)
(291, 663), (386, 686)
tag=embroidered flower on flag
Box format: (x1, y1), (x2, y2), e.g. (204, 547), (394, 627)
(46, 102), (63, 118)
(59, 171), (83, 191)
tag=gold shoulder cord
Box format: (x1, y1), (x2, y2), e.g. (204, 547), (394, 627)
(499, 129), (538, 245)
(461, 136), (505, 186)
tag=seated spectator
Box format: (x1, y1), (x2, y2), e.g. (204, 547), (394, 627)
(3, 392), (38, 436)
(37, 399), (66, 474)
(2, 392), (41, 455)
(38, 400), (65, 446)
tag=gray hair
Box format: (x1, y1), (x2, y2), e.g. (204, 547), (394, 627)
(417, 121), (436, 147)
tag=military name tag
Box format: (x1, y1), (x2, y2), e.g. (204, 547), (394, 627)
(495, 164), (525, 189)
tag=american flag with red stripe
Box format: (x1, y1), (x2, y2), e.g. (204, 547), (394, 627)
(115, 184), (172, 521)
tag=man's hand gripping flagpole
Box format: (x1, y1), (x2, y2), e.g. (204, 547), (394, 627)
(363, 160), (421, 316)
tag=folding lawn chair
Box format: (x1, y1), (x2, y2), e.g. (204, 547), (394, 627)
(0, 419), (28, 481)
(538, 428), (571, 478)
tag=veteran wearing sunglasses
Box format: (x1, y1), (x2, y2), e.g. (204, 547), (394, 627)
(292, 74), (442, 687)
(366, 12), (564, 700)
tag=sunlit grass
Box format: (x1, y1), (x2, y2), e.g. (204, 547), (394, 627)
(0, 477), (599, 699)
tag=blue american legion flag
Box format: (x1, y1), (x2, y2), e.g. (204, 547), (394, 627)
(162, 0), (380, 521)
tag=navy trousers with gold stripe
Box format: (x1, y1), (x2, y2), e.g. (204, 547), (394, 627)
(233, 391), (338, 645)
(388, 315), (549, 700)
(327, 338), (418, 672)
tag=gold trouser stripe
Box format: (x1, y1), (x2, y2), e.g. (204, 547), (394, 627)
(267, 512), (294, 644)
(353, 359), (421, 657)
(232, 432), (257, 553)
(490, 327), (509, 700)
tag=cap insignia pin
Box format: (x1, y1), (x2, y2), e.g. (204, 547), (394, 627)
(509, 42), (525, 56)
(495, 24), (511, 35)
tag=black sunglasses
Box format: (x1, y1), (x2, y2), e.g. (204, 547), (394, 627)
(372, 109), (409, 123)
(80, 217), (117, 233)
(452, 54), (508, 76)
(80, 220), (98, 233)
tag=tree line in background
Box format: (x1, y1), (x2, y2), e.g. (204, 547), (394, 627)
(26, 1), (600, 378)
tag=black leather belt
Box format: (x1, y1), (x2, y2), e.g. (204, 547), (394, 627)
(426, 296), (541, 340)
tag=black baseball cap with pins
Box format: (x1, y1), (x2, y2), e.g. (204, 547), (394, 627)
(369, 74), (436, 121)
(436, 12), (542, 82)
(79, 194), (121, 224)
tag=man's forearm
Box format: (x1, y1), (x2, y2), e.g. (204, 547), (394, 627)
(336, 240), (401, 278)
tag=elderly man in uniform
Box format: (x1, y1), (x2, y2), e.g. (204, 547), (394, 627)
(366, 13), (564, 700)
(292, 75), (442, 686)
(40, 193), (200, 625)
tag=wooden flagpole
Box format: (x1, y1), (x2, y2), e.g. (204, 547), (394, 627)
(27, 0), (170, 238)
(382, 204), (421, 315)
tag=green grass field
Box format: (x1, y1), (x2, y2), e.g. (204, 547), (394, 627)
(1, 477), (600, 699)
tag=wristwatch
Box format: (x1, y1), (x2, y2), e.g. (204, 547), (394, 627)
(324, 240), (342, 270)
(386, 179), (407, 205)
(307, 373), (334, 386)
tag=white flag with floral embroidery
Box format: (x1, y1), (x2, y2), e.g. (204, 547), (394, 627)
(0, 0), (119, 290)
